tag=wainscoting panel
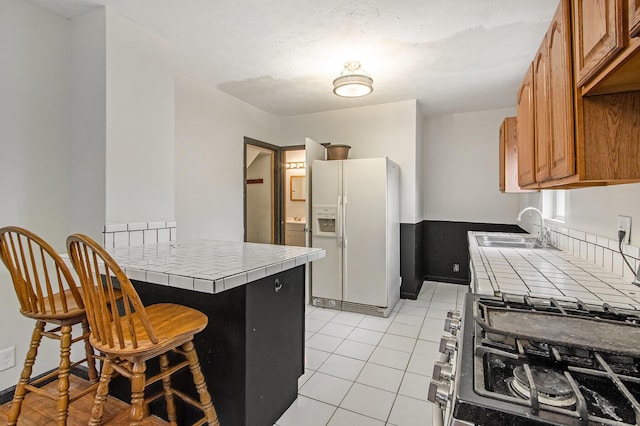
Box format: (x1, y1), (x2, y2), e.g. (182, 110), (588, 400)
(421, 221), (525, 287)
(400, 222), (424, 299)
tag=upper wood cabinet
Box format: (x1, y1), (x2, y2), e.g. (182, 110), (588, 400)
(578, 92), (640, 183)
(499, 120), (507, 192)
(631, 0), (640, 37)
(533, 40), (551, 183)
(573, 0), (625, 86)
(512, 0), (640, 189)
(516, 66), (536, 188)
(500, 117), (534, 193)
(576, 0), (640, 94)
(530, 2), (574, 185)
(547, 1), (575, 180)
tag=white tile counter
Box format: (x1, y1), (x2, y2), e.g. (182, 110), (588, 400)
(90, 239), (323, 424)
(469, 231), (640, 308)
(103, 239), (325, 294)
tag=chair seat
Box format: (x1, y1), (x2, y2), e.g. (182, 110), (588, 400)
(92, 303), (208, 358)
(20, 289), (85, 321)
(21, 287), (123, 323)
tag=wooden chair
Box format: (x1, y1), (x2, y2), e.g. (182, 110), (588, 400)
(0, 226), (100, 425)
(66, 233), (219, 426)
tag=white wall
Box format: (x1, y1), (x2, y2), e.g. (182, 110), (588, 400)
(69, 7), (107, 242)
(105, 9), (176, 224)
(422, 107), (521, 224)
(0, 0), (73, 390)
(518, 184), (640, 244)
(280, 100), (419, 224)
(415, 105), (424, 222)
(175, 74), (281, 242)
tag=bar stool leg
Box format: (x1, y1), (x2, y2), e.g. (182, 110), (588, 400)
(159, 353), (178, 425)
(7, 320), (45, 425)
(81, 318), (98, 383)
(89, 357), (114, 426)
(130, 361), (147, 426)
(183, 340), (219, 426)
(55, 325), (72, 425)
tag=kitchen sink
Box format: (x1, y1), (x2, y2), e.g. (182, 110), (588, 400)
(475, 234), (557, 250)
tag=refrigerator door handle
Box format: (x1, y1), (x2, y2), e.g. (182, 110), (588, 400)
(342, 196), (347, 248)
(337, 196), (343, 247)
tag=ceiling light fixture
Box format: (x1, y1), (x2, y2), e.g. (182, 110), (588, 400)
(333, 61), (373, 98)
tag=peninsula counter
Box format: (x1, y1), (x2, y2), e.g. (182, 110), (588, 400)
(104, 240), (325, 426)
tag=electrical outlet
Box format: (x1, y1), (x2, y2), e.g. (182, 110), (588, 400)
(617, 215), (631, 244)
(0, 347), (15, 372)
(453, 263), (460, 272)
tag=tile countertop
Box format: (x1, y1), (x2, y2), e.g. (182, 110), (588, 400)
(100, 240), (325, 295)
(469, 231), (640, 308)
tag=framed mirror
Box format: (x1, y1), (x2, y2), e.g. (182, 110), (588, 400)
(290, 175), (306, 201)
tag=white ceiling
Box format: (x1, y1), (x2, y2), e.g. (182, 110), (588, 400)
(27, 0), (559, 117)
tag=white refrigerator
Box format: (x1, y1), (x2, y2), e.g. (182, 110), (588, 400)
(311, 157), (400, 317)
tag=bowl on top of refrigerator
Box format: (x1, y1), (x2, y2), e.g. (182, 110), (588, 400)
(326, 144), (351, 160)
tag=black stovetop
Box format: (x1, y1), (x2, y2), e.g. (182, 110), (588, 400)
(452, 293), (640, 426)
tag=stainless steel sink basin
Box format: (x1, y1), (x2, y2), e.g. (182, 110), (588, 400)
(475, 234), (556, 250)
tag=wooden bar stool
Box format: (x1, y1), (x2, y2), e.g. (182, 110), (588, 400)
(66, 234), (219, 426)
(0, 226), (100, 425)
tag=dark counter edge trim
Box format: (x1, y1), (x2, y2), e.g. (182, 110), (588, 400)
(400, 220), (525, 299)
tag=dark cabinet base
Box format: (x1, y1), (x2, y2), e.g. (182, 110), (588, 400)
(116, 266), (305, 425)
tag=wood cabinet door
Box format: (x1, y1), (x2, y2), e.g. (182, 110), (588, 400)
(548, 0), (576, 179)
(533, 40), (551, 183)
(517, 65), (536, 188)
(501, 117), (524, 192)
(499, 120), (506, 192)
(573, 0), (625, 86)
(631, 0), (640, 37)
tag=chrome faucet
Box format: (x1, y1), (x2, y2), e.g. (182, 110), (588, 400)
(516, 207), (550, 247)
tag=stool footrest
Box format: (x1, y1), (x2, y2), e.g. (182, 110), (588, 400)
(146, 360), (189, 387)
(23, 384), (56, 400)
(68, 380), (100, 403)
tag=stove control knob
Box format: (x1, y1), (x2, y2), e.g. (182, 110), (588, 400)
(439, 336), (457, 354)
(446, 310), (461, 320)
(444, 318), (461, 335)
(427, 379), (451, 407)
(433, 361), (454, 381)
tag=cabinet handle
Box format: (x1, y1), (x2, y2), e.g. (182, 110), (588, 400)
(274, 278), (283, 293)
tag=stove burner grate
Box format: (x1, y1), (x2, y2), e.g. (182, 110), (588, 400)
(508, 365), (577, 408)
(468, 294), (640, 426)
(475, 294), (640, 357)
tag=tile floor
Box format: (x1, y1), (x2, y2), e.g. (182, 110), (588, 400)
(275, 281), (468, 426)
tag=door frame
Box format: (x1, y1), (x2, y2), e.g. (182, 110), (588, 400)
(281, 145), (305, 246)
(243, 138), (307, 245)
(244, 137), (283, 244)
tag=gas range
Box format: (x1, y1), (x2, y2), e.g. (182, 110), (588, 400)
(429, 293), (640, 426)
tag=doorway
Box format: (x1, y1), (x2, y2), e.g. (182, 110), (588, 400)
(244, 138), (282, 244)
(243, 138), (307, 245)
(283, 149), (306, 246)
